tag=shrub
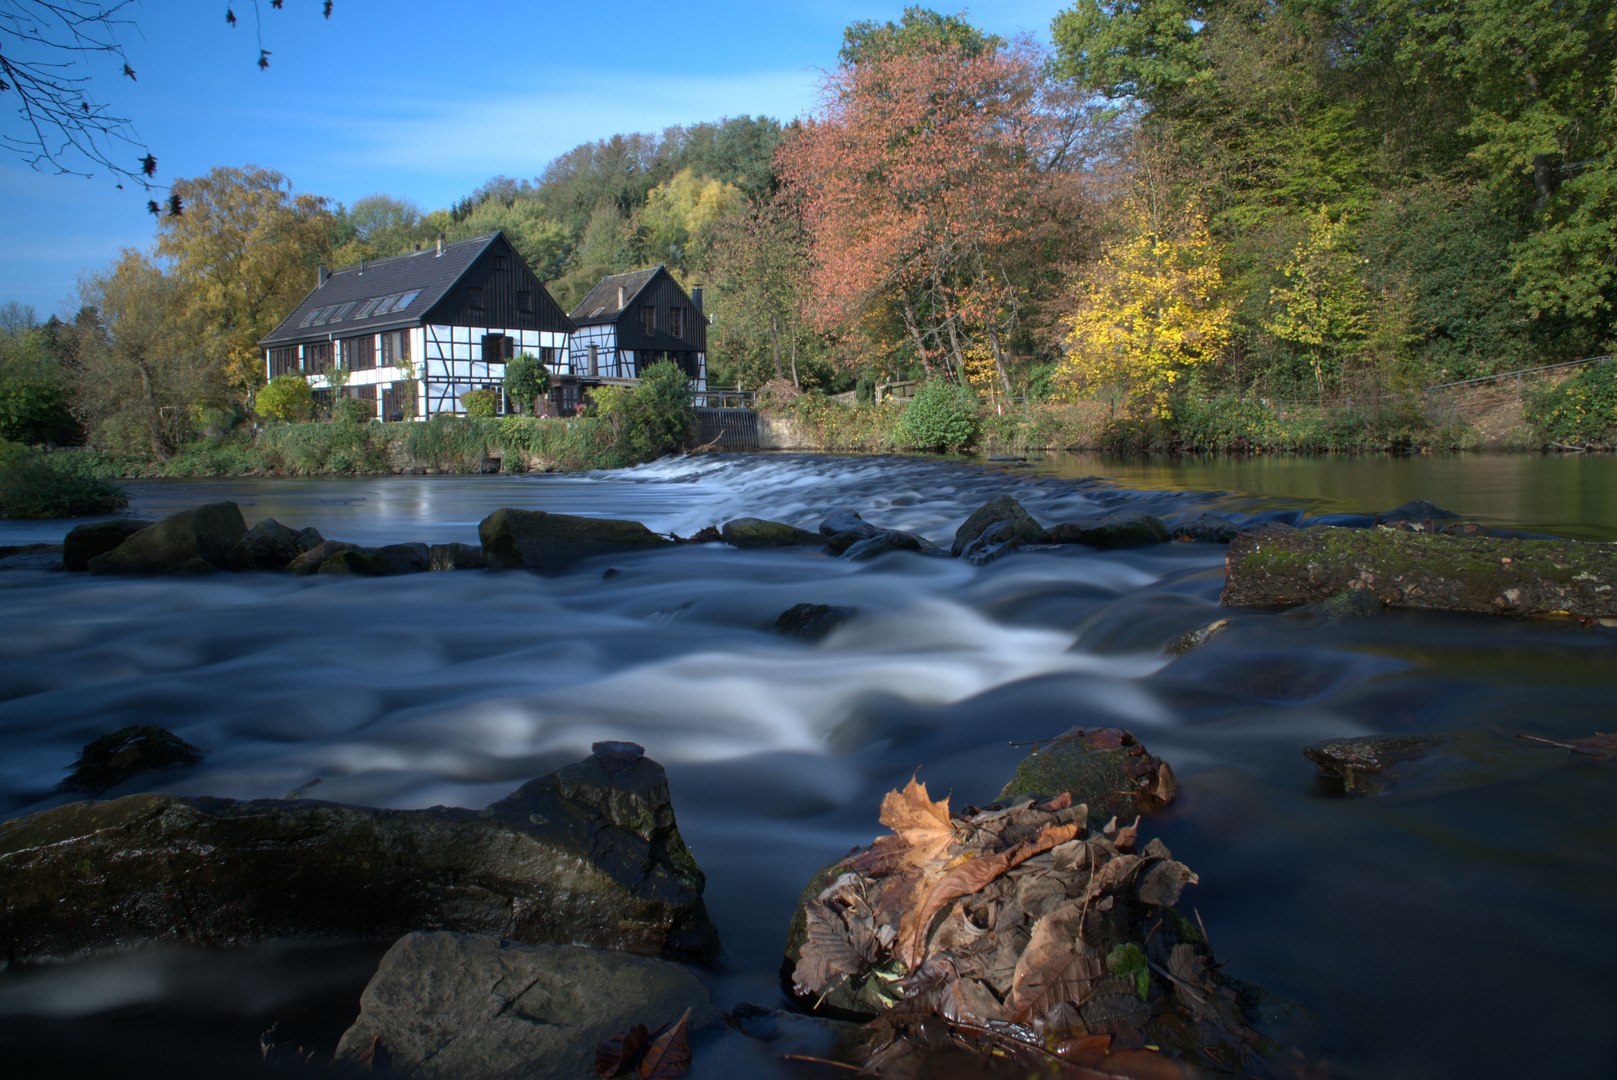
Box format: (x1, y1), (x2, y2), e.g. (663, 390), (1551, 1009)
(504, 353), (551, 415)
(0, 450), (129, 518)
(898, 379), (979, 452)
(856, 376), (875, 405)
(460, 387), (500, 418)
(594, 360), (696, 463)
(335, 397), (374, 424)
(0, 378), (74, 444)
(1526, 361), (1617, 447)
(258, 375), (313, 423)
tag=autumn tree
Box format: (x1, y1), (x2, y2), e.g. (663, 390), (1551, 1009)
(73, 251), (220, 457)
(154, 166), (333, 395)
(1059, 198), (1232, 418)
(702, 195), (818, 388)
(779, 36), (1056, 390)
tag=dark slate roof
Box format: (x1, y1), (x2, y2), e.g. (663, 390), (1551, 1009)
(569, 267), (662, 326)
(260, 233), (501, 347)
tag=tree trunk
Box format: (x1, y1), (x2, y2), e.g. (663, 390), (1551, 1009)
(768, 312), (784, 381)
(900, 297), (934, 378)
(1221, 525), (1617, 618)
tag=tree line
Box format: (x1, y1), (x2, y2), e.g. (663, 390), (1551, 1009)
(7, 1), (1616, 460)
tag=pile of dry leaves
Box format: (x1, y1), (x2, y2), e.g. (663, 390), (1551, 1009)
(791, 779), (1260, 1077)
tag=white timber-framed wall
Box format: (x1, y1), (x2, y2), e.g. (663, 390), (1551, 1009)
(418, 325), (571, 418)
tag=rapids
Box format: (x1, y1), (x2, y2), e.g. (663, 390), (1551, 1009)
(0, 451), (1613, 1079)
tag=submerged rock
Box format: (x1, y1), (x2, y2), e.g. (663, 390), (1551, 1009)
(57, 725), (202, 794)
(480, 508), (672, 574)
(1375, 499), (1458, 526)
(1046, 511), (1172, 549)
(841, 529), (942, 561)
(429, 541), (485, 570)
(63, 519), (153, 571)
(951, 495), (1045, 561)
(1167, 618), (1230, 656)
(86, 502), (247, 575)
(318, 548), (392, 576)
(721, 517), (823, 548)
(1303, 733), (1450, 795)
(334, 931), (720, 1080)
(0, 543), (64, 571)
(772, 603), (855, 641)
(373, 542), (430, 575)
(0, 749), (718, 966)
(1171, 513), (1243, 544)
(1000, 726), (1178, 821)
(1295, 588), (1384, 623)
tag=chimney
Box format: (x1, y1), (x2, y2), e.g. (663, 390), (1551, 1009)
(316, 264), (329, 288)
(616, 285), (625, 309)
(358, 257), (365, 275)
(436, 232), (445, 257)
(691, 285), (703, 312)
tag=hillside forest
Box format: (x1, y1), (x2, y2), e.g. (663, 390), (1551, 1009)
(6, 1), (1617, 461)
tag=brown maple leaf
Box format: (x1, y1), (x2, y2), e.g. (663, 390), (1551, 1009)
(638, 1008), (692, 1079)
(878, 775), (956, 867)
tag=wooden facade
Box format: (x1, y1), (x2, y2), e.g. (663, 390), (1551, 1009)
(568, 266), (708, 389)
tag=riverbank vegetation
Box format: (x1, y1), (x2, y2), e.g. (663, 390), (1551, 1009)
(7, 3), (1617, 470)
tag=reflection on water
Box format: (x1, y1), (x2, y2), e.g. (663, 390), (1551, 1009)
(1017, 450), (1617, 540)
(0, 452), (1614, 1079)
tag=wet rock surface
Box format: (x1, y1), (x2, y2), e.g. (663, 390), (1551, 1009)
(1171, 512), (1243, 543)
(480, 507), (672, 573)
(86, 502), (247, 575)
(0, 543), (63, 571)
(1046, 510), (1172, 549)
(334, 931), (720, 1080)
(721, 516), (822, 548)
(57, 725), (203, 794)
(1296, 588), (1384, 622)
(1304, 733), (1451, 795)
(429, 541), (485, 570)
(228, 517), (317, 570)
(0, 750), (718, 966)
(287, 539), (361, 575)
(63, 519), (152, 571)
(1167, 618), (1230, 656)
(999, 727), (1178, 823)
(1375, 499), (1458, 526)
(772, 602), (855, 641)
(818, 508), (886, 555)
(952, 495), (1045, 560)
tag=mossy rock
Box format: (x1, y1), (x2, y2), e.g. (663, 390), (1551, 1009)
(952, 495), (1044, 559)
(1045, 512), (1171, 549)
(319, 549), (392, 576)
(998, 727), (1177, 823)
(58, 725), (203, 794)
(63, 519), (153, 572)
(86, 502), (247, 575)
(721, 517), (823, 548)
(479, 508), (672, 574)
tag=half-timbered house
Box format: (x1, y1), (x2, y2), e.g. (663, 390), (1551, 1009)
(568, 266), (708, 393)
(259, 232), (574, 419)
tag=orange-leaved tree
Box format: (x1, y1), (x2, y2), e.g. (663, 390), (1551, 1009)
(778, 40), (1055, 391)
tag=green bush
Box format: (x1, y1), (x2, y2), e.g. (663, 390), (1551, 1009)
(898, 379), (979, 452)
(594, 360), (696, 464)
(1526, 362), (1617, 447)
(856, 376), (875, 405)
(460, 387), (500, 418)
(504, 353), (551, 415)
(257, 375), (313, 423)
(335, 397), (375, 424)
(0, 378), (74, 444)
(0, 450), (129, 518)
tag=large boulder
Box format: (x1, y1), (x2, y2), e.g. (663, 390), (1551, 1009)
(999, 727), (1178, 823)
(1045, 511), (1172, 549)
(63, 519), (153, 572)
(479, 508), (672, 574)
(374, 542), (430, 575)
(841, 530), (943, 560)
(334, 931), (720, 1080)
(0, 744), (718, 966)
(85, 502), (247, 575)
(951, 495), (1044, 559)
(286, 539), (361, 575)
(318, 549), (393, 576)
(228, 518), (318, 570)
(721, 517), (823, 548)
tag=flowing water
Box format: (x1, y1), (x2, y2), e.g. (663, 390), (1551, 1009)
(0, 452), (1614, 1079)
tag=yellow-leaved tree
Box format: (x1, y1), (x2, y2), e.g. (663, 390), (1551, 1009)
(1058, 200), (1231, 418)
(1263, 207), (1370, 399)
(156, 166), (335, 398)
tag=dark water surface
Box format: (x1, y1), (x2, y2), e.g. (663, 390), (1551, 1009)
(1, 452), (1614, 1078)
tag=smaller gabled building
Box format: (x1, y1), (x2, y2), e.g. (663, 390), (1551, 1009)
(259, 231), (574, 420)
(568, 266), (708, 392)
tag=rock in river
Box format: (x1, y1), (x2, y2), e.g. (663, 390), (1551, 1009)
(335, 931), (720, 1080)
(1303, 733), (1450, 795)
(63, 518), (153, 571)
(952, 495), (1045, 565)
(480, 508), (672, 574)
(721, 517), (823, 548)
(86, 502), (247, 575)
(0, 748), (718, 966)
(1045, 510), (1172, 549)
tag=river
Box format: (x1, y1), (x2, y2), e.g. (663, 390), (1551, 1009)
(0, 451), (1613, 1079)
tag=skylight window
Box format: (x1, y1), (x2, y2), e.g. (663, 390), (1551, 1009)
(376, 294), (404, 314)
(310, 306), (336, 326)
(329, 302), (357, 323)
(392, 290), (420, 312)
(298, 308), (322, 328)
(354, 299), (381, 318)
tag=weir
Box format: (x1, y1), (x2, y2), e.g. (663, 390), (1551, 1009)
(694, 407), (760, 449)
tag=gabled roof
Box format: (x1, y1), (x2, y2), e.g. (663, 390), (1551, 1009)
(569, 267), (663, 326)
(260, 233), (503, 347)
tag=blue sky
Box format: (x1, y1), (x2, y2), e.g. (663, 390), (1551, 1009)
(1, 1), (1064, 320)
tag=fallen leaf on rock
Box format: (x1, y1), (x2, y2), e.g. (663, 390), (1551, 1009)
(639, 1008), (692, 1079)
(596, 1021), (654, 1077)
(1517, 732), (1617, 762)
(353, 1035), (390, 1072)
(879, 775), (956, 868)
